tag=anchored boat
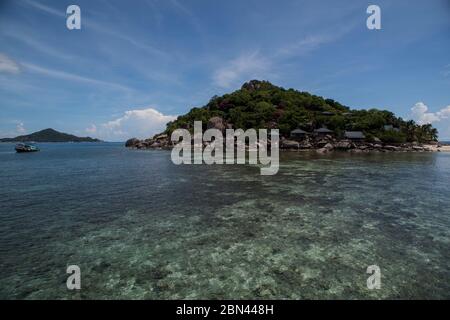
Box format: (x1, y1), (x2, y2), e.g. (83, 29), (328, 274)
(15, 143), (40, 153)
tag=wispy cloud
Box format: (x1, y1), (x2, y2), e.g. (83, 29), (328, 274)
(211, 20), (358, 89)
(23, 0), (166, 58)
(85, 19), (166, 58)
(22, 62), (133, 92)
(0, 53), (20, 74)
(276, 20), (358, 59)
(22, 0), (65, 17)
(5, 30), (75, 61)
(275, 35), (332, 58)
(211, 32), (344, 89)
(213, 51), (271, 88)
(15, 121), (26, 134)
(144, 0), (164, 27)
(442, 64), (450, 78)
(169, 0), (204, 36)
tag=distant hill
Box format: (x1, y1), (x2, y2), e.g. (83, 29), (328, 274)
(0, 128), (101, 142)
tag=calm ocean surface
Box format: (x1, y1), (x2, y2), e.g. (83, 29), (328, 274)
(0, 142), (449, 299)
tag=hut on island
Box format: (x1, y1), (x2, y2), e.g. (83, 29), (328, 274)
(314, 127), (334, 137)
(344, 131), (365, 141)
(290, 128), (309, 140)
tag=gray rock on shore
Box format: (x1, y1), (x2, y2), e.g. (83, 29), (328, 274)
(281, 139), (300, 149)
(125, 138), (140, 148)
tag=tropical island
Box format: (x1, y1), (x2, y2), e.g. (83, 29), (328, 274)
(0, 128), (101, 143)
(126, 80), (447, 153)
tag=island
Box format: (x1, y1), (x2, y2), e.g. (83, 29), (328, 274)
(126, 80), (447, 153)
(0, 128), (101, 143)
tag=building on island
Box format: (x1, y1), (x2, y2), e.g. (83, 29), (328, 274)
(314, 127), (334, 137)
(290, 128), (309, 140)
(344, 131), (365, 141)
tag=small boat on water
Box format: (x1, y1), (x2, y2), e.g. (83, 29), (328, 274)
(15, 143), (40, 153)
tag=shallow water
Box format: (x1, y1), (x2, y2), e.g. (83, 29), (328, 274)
(0, 143), (449, 299)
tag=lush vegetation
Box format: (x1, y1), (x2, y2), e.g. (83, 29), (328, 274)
(165, 80), (438, 143)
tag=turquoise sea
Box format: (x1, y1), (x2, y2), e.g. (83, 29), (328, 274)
(0, 142), (449, 299)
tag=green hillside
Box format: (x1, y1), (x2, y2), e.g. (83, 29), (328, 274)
(164, 80), (438, 143)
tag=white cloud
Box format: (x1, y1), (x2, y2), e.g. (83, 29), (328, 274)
(0, 53), (20, 74)
(411, 102), (440, 124)
(213, 51), (270, 88)
(90, 107), (177, 141)
(85, 124), (97, 135)
(16, 122), (26, 134)
(410, 102), (450, 125)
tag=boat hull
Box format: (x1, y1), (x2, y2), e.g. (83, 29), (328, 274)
(15, 148), (39, 153)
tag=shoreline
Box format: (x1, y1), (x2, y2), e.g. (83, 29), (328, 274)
(125, 135), (450, 153)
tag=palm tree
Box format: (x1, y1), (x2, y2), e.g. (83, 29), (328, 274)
(403, 120), (417, 142)
(430, 127), (439, 141)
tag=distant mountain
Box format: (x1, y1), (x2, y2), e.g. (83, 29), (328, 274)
(0, 128), (101, 142)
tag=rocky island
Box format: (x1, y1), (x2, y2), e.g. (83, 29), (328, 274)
(126, 80), (447, 153)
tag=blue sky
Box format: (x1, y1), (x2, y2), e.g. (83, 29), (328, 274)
(0, 0), (449, 141)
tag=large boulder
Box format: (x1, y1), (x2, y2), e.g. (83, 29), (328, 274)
(281, 140), (299, 149)
(125, 138), (140, 148)
(299, 142), (313, 149)
(241, 80), (267, 91)
(207, 117), (226, 131)
(315, 139), (329, 148)
(336, 141), (352, 150)
(384, 145), (400, 151)
(316, 147), (329, 154)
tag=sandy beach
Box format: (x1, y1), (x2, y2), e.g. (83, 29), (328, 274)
(425, 144), (450, 152)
